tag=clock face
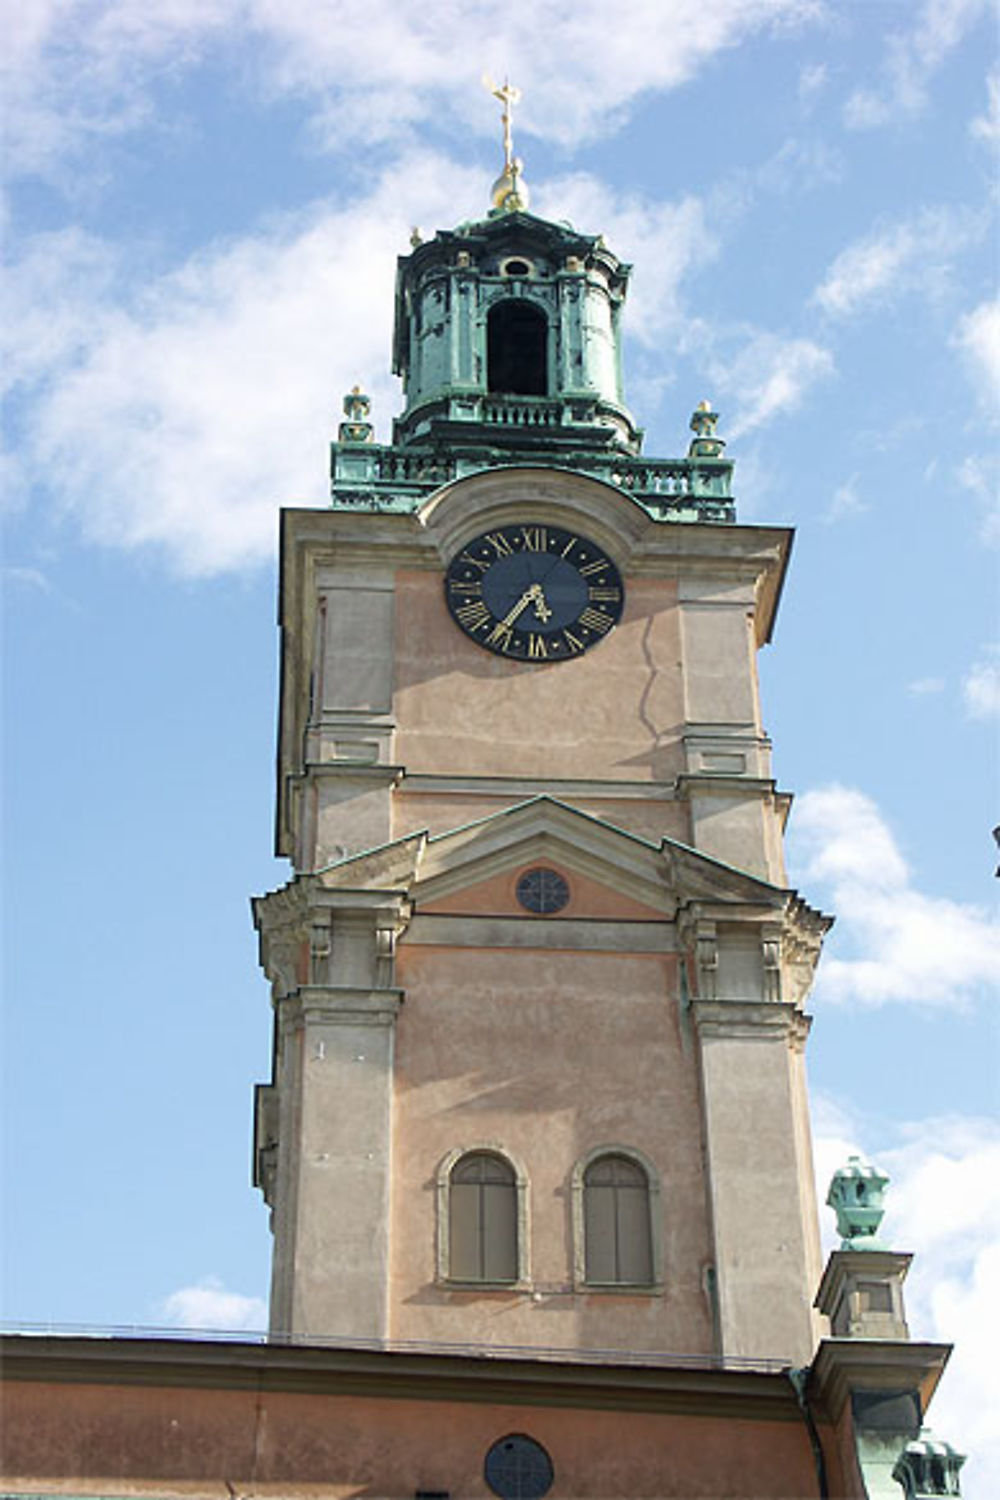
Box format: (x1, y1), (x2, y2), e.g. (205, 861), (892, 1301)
(444, 523), (624, 661)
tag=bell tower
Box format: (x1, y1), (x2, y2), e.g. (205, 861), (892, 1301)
(253, 105), (831, 1368)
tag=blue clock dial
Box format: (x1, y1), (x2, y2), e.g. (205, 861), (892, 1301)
(445, 523), (624, 661)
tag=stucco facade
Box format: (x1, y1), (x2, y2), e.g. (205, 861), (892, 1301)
(255, 489), (830, 1357)
(252, 198), (835, 1372)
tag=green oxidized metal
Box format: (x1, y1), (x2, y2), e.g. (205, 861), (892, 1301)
(892, 1430), (966, 1499)
(330, 210), (735, 524)
(827, 1154), (890, 1250)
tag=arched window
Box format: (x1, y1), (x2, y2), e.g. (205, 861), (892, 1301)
(448, 1151), (518, 1283)
(582, 1152), (654, 1286)
(487, 300), (548, 396)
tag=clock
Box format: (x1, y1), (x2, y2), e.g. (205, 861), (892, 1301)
(444, 523), (624, 661)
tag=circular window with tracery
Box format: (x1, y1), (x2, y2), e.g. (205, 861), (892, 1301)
(515, 867), (570, 915)
(484, 1434), (554, 1499)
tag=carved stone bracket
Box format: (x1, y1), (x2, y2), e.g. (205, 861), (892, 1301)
(695, 920), (719, 1001)
(761, 924), (782, 1003)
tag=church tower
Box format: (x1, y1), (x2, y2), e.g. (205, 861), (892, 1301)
(252, 101), (831, 1369)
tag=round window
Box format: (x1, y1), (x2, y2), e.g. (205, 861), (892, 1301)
(515, 867), (570, 915)
(502, 257), (532, 277)
(485, 1434), (554, 1499)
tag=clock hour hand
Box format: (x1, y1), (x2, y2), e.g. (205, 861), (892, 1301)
(500, 581), (551, 629)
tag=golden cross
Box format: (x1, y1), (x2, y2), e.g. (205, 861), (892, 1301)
(484, 75), (521, 171)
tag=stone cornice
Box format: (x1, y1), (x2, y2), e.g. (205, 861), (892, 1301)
(689, 999), (810, 1041)
(279, 986), (404, 1027)
(399, 773), (678, 801)
(675, 774), (777, 798)
(406, 913), (676, 953)
(302, 761), (405, 783)
(807, 1338), (951, 1423)
(0, 1334), (803, 1422)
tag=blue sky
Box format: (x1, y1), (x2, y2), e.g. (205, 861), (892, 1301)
(2, 1), (998, 1489)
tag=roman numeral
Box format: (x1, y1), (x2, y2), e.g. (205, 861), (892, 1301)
(449, 579), (482, 596)
(484, 531), (514, 557)
(588, 586), (620, 602)
(527, 635), (548, 658)
(578, 607), (612, 634)
(562, 628), (585, 653)
(486, 620), (514, 650)
(519, 526), (547, 552)
(458, 552), (488, 573)
(560, 535), (579, 558)
(455, 600), (492, 632)
(578, 558), (610, 577)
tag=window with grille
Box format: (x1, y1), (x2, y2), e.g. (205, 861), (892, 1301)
(484, 1434), (554, 1499)
(449, 1151), (518, 1283)
(583, 1153), (653, 1285)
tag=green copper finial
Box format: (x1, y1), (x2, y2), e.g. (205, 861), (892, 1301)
(892, 1429), (966, 1498)
(338, 385), (373, 445)
(484, 75), (529, 213)
(827, 1154), (890, 1249)
(688, 400), (726, 460)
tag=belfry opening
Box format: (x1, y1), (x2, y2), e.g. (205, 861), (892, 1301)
(487, 298), (548, 396)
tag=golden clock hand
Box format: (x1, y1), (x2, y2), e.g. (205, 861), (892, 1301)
(531, 587), (553, 623)
(499, 581), (543, 629)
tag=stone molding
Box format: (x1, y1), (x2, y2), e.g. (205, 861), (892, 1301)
(676, 773), (779, 799)
(399, 773), (679, 801)
(405, 914), (676, 953)
(435, 1143), (532, 1289)
(569, 1144), (664, 1294)
(278, 985), (404, 1030)
(807, 1338), (951, 1424)
(689, 999), (810, 1042)
(0, 1333), (803, 1420)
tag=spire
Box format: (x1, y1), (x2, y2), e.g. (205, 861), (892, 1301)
(484, 75), (530, 213)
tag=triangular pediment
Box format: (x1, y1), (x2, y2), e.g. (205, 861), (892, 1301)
(314, 797), (797, 922)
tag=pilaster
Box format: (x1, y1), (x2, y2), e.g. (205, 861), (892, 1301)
(691, 996), (820, 1364)
(253, 879), (410, 1341)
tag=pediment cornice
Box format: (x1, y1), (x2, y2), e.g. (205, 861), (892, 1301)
(289, 798), (830, 935)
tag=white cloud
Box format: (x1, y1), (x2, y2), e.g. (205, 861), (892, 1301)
(4, 153), (482, 573)
(955, 454), (1000, 547)
(970, 69), (1000, 144)
(962, 647), (1000, 719)
(158, 1275), (267, 1332)
(953, 298), (1000, 412)
(710, 332), (834, 439)
(907, 675), (946, 696)
(843, 0), (991, 129)
(4, 0), (826, 182)
(2, 565), (52, 592)
(812, 1110), (1000, 1496)
(797, 61), (828, 107)
(535, 175), (716, 343)
(825, 475), (866, 524)
(789, 785), (1000, 1006)
(813, 208), (983, 319)
(4, 155), (721, 573)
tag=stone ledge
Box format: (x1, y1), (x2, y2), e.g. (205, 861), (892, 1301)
(806, 1338), (951, 1424)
